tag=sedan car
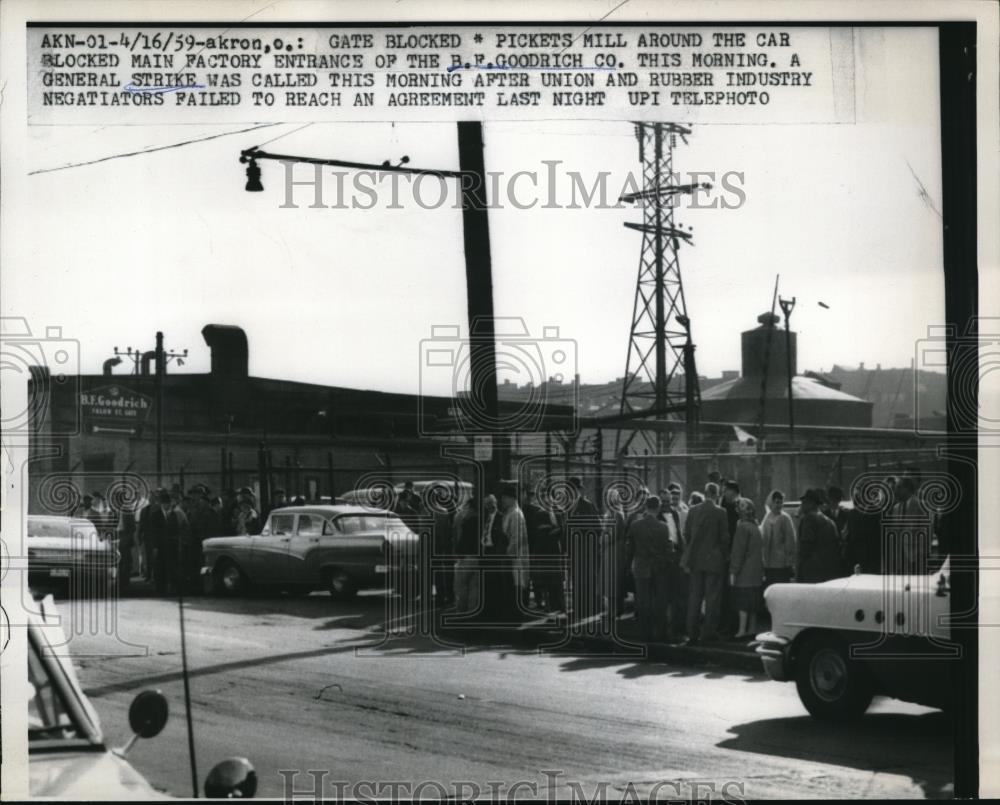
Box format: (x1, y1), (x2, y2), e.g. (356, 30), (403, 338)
(754, 559), (953, 720)
(27, 515), (119, 597)
(201, 504), (422, 600)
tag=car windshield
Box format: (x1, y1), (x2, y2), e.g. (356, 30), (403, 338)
(28, 640), (90, 747)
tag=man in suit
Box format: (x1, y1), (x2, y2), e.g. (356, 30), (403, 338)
(681, 482), (730, 644)
(626, 495), (673, 642)
(565, 476), (601, 620)
(658, 492), (687, 640)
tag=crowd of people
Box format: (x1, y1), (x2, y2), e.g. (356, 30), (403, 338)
(418, 471), (948, 646)
(67, 471), (944, 642)
(72, 484), (303, 594)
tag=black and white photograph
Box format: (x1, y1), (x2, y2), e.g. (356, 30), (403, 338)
(1, 0), (997, 800)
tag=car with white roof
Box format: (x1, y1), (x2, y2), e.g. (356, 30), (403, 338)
(754, 559), (953, 720)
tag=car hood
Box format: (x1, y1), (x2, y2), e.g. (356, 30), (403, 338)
(31, 749), (170, 799)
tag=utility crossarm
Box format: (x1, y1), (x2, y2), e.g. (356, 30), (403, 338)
(239, 146), (466, 181)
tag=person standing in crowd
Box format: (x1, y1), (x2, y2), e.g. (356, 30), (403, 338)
(452, 496), (482, 615)
(719, 481), (741, 635)
(115, 498), (137, 590)
(262, 487), (288, 523)
(500, 483), (530, 613)
(823, 486), (849, 537)
(658, 491), (686, 640)
(146, 490), (169, 594)
(688, 491), (704, 507)
(797, 489), (843, 583)
(761, 489), (796, 589)
(667, 483), (689, 534)
(232, 494), (260, 537)
(432, 496), (457, 608)
(600, 487), (630, 620)
(887, 476), (925, 573)
(480, 494), (508, 619)
(394, 481), (423, 527)
(218, 489), (238, 537)
(565, 476), (600, 620)
(844, 482), (883, 574)
(186, 484), (220, 593)
(626, 495), (673, 643)
(526, 487), (564, 614)
(681, 482), (730, 644)
(77, 494), (98, 522)
(730, 498), (764, 638)
(132, 489), (150, 582)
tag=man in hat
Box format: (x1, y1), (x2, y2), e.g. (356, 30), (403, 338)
(797, 489), (842, 583)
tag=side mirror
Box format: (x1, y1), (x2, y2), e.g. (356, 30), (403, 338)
(128, 690), (169, 738)
(115, 690), (168, 757)
(205, 757), (257, 798)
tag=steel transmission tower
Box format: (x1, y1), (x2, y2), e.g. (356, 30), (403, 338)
(616, 122), (703, 486)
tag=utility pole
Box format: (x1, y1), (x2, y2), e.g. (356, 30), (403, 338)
(778, 296), (797, 443)
(456, 121), (508, 491)
(148, 332), (187, 488)
(617, 122), (707, 490)
(778, 295), (797, 496)
(155, 332), (164, 486)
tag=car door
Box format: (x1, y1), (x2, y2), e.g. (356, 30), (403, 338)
(286, 514), (324, 584)
(248, 513), (295, 583)
(327, 514), (387, 588)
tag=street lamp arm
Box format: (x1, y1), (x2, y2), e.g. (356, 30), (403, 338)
(239, 146), (467, 180)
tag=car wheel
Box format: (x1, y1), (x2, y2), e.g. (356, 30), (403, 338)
(794, 634), (874, 721)
(327, 569), (357, 601)
(216, 560), (247, 596)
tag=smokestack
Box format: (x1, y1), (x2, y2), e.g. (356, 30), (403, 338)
(202, 324), (249, 379)
(102, 356), (122, 376)
(140, 351), (156, 375)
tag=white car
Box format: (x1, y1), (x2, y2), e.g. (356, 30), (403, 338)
(754, 559), (953, 720)
(28, 596), (257, 798)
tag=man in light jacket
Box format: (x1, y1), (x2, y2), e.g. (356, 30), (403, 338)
(501, 483), (530, 613)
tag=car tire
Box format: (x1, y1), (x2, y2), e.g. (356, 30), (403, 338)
(327, 569), (357, 601)
(215, 560), (248, 596)
(794, 634), (874, 721)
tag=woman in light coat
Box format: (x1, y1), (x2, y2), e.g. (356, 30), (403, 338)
(730, 497), (764, 638)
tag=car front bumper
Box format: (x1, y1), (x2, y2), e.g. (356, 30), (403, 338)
(753, 631), (792, 681)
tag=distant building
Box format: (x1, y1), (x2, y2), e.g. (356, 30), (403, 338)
(699, 312), (873, 428)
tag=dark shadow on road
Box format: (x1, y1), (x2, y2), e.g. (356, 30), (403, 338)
(555, 655), (766, 682)
(717, 711), (953, 799)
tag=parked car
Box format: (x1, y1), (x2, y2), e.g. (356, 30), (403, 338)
(201, 504), (422, 600)
(754, 559), (953, 720)
(27, 516), (119, 597)
(28, 595), (256, 798)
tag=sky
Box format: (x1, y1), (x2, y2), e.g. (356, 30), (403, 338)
(7, 26), (945, 398)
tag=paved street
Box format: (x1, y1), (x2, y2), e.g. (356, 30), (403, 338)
(59, 591), (952, 800)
